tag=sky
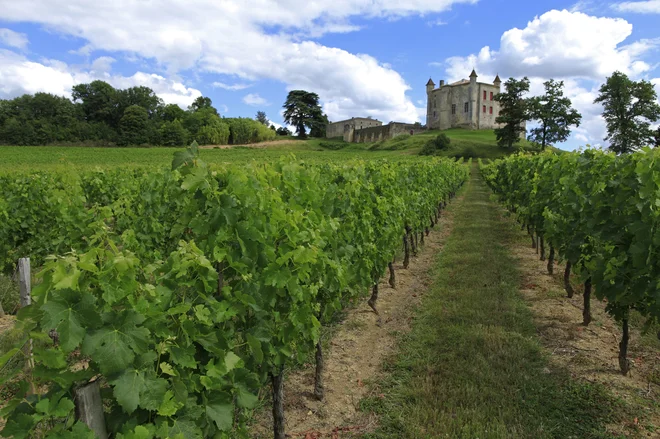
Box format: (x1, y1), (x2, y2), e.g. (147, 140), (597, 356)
(0, 0), (659, 150)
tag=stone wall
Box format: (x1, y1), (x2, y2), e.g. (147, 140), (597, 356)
(326, 117), (382, 139)
(350, 122), (421, 143)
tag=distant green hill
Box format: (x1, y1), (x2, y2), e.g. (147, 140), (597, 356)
(365, 128), (540, 159)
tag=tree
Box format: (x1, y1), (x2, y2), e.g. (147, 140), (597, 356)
(276, 127), (292, 136)
(310, 113), (329, 138)
(188, 96), (218, 115)
(158, 104), (186, 122)
(71, 80), (119, 125)
(527, 79), (582, 150)
(282, 90), (325, 139)
(160, 119), (189, 146)
(118, 86), (163, 117)
(256, 111), (269, 126)
(594, 71), (660, 154)
(494, 77), (530, 148)
(118, 105), (150, 146)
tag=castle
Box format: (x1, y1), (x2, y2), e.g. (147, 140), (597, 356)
(426, 70), (505, 130)
(326, 117), (420, 143)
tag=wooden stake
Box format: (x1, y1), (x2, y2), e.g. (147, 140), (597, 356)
(74, 381), (109, 439)
(18, 258), (36, 395)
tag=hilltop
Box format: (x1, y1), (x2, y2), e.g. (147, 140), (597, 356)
(312, 128), (541, 159)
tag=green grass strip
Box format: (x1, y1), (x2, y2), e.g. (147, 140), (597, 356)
(361, 167), (629, 439)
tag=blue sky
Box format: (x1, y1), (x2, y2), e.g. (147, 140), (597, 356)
(0, 0), (659, 149)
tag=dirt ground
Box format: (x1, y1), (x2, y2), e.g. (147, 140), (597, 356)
(505, 214), (660, 435)
(198, 140), (299, 149)
(250, 204), (459, 439)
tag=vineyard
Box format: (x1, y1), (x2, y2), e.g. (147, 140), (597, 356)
(481, 149), (660, 376)
(0, 143), (468, 438)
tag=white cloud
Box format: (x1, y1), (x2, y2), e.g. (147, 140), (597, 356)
(243, 93), (270, 106)
(427, 19), (448, 26)
(0, 28), (28, 50)
(0, 0), (477, 123)
(90, 56), (115, 72)
(212, 81), (253, 91)
(443, 10), (657, 82)
(0, 49), (202, 108)
(435, 9), (659, 149)
(613, 0), (660, 13)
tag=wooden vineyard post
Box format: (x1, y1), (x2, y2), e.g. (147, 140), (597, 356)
(18, 258), (31, 308)
(18, 258), (36, 395)
(74, 381), (109, 439)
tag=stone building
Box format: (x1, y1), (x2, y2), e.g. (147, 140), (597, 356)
(426, 70), (506, 130)
(326, 117), (383, 139)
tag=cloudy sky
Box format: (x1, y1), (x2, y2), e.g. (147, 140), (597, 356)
(0, 0), (659, 149)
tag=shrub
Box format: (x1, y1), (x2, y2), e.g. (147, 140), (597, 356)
(419, 133), (451, 156)
(319, 140), (347, 150)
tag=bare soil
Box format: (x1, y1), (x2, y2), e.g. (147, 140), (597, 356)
(504, 213), (660, 435)
(250, 205), (459, 438)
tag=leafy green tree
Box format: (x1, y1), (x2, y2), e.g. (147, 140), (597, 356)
(310, 113), (329, 138)
(594, 71), (660, 153)
(118, 86), (163, 117)
(159, 119), (189, 146)
(282, 90), (324, 139)
(196, 119), (230, 145)
(158, 103), (186, 122)
(72, 80), (119, 125)
(189, 96), (218, 115)
(256, 111), (269, 126)
(527, 80), (582, 150)
(494, 77), (530, 148)
(118, 105), (150, 146)
(276, 127), (292, 136)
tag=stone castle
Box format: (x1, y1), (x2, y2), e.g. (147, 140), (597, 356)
(326, 117), (419, 143)
(426, 70), (504, 130)
(326, 69), (519, 143)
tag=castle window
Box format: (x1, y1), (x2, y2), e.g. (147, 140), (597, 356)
(433, 111), (436, 117)
(489, 106), (493, 114)
(451, 104), (456, 115)
(464, 102), (468, 113)
(490, 92), (494, 100)
(483, 105), (486, 113)
(483, 90), (487, 100)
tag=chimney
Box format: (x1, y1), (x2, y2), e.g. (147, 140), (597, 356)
(439, 80), (445, 87)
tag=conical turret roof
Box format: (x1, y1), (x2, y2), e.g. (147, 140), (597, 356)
(469, 69), (478, 78)
(426, 77), (435, 86)
(494, 74), (501, 83)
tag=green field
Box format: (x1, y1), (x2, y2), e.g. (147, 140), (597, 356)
(0, 129), (535, 171)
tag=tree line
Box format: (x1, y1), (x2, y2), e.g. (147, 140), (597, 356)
(0, 80), (283, 147)
(495, 71), (660, 153)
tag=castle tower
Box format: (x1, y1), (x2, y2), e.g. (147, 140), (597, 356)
(469, 69), (478, 129)
(494, 74), (501, 88)
(426, 77), (435, 93)
(426, 78), (435, 127)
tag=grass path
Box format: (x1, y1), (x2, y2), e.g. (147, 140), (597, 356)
(361, 166), (627, 439)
